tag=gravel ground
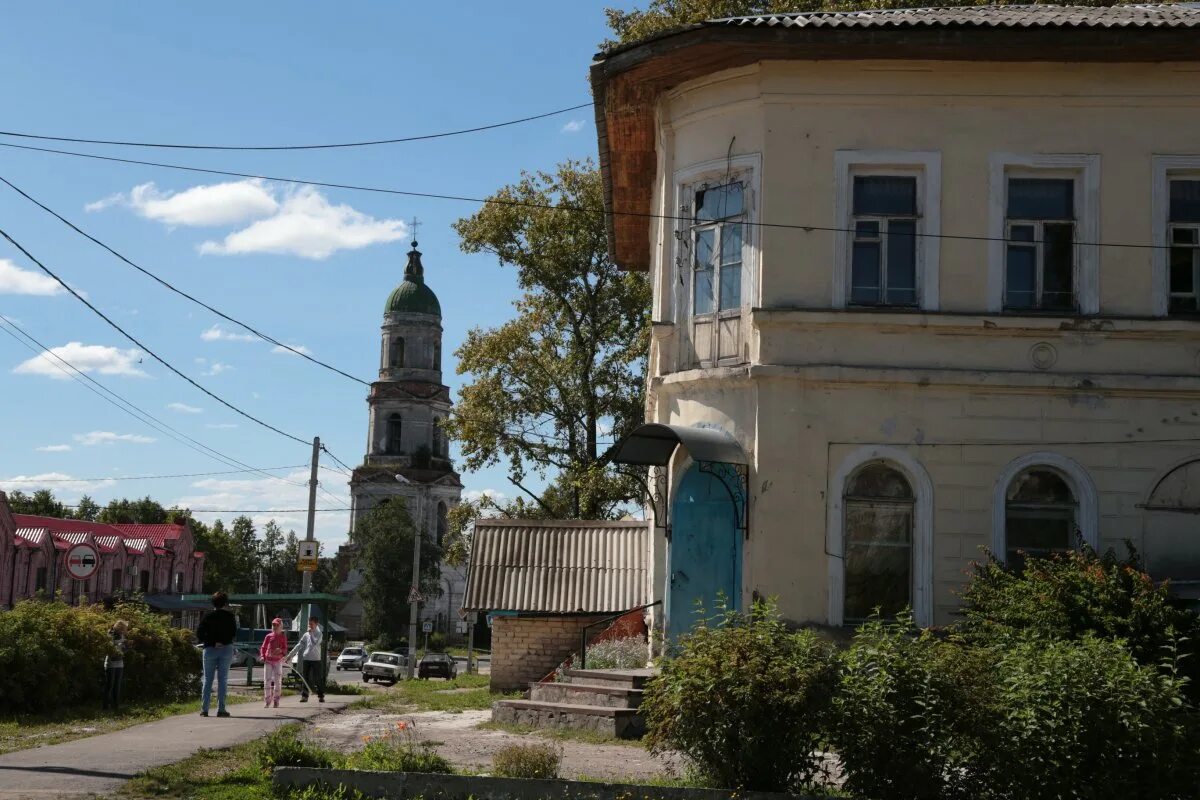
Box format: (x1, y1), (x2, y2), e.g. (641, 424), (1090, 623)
(307, 707), (686, 782)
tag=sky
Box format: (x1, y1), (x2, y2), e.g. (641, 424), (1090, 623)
(0, 2), (613, 549)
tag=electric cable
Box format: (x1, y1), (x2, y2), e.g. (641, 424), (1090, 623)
(0, 224), (311, 446)
(60, 505), (353, 513)
(0, 139), (1176, 251)
(0, 174), (372, 387)
(1, 465), (307, 483)
(0, 103), (591, 151)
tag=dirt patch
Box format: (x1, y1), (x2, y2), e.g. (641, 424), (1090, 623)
(308, 708), (684, 782)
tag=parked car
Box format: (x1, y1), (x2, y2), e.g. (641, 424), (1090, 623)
(362, 651), (406, 685)
(336, 645), (368, 671)
(417, 652), (457, 680)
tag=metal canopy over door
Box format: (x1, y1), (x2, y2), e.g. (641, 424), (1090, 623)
(668, 462), (742, 641)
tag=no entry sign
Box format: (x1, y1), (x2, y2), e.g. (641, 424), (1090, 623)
(65, 543), (100, 581)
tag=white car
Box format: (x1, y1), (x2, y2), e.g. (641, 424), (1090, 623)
(362, 651), (406, 685)
(336, 646), (368, 671)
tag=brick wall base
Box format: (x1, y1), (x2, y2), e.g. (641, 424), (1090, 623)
(489, 615), (607, 691)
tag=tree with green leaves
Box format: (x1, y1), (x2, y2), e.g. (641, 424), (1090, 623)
(354, 500), (442, 645)
(73, 495), (101, 521)
(446, 160), (651, 521)
(6, 489), (68, 517)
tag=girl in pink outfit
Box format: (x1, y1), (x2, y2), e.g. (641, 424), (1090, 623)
(259, 618), (288, 708)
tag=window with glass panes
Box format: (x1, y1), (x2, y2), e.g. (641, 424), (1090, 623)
(850, 176), (919, 306)
(843, 463), (914, 622)
(1168, 179), (1200, 314)
(1004, 178), (1076, 311)
(689, 182), (744, 317)
(1004, 468), (1077, 572)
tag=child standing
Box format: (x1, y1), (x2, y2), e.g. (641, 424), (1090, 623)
(103, 620), (128, 713)
(259, 617), (288, 708)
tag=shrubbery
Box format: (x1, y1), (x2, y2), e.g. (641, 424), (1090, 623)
(491, 742), (561, 779)
(348, 721), (452, 773)
(646, 547), (1200, 799)
(642, 604), (837, 792)
(0, 600), (198, 714)
(582, 636), (646, 670)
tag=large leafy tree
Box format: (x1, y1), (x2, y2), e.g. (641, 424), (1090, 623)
(354, 500), (442, 645)
(604, 0), (1172, 46)
(447, 160), (651, 520)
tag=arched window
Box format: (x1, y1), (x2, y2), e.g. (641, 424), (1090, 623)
(433, 420), (445, 457)
(434, 340), (442, 370)
(843, 462), (914, 622)
(389, 336), (405, 368)
(1004, 468), (1077, 571)
(385, 414), (403, 455)
(436, 502), (448, 548)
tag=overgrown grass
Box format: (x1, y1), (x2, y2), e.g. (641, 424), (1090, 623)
(0, 694), (253, 755)
(119, 732), (271, 799)
(477, 720), (645, 748)
(353, 673), (517, 713)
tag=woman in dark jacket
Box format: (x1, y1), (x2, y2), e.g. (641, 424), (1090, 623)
(196, 591), (238, 717)
(102, 620), (128, 712)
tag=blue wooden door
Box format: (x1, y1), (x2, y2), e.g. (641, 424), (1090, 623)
(668, 463), (741, 641)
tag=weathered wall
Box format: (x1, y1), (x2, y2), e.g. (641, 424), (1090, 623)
(490, 615), (607, 691)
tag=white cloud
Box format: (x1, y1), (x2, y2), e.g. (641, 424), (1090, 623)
(205, 423), (238, 429)
(271, 344), (312, 356)
(87, 179), (279, 227)
(464, 488), (509, 505)
(561, 119), (585, 134)
(200, 325), (256, 343)
(167, 402), (202, 414)
(203, 362), (233, 376)
(0, 472), (114, 494)
(199, 186), (407, 260)
(0, 259), (63, 296)
(74, 431), (156, 446)
(13, 342), (146, 380)
(35, 444), (72, 452)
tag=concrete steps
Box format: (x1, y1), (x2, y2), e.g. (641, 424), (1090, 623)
(490, 668), (655, 740)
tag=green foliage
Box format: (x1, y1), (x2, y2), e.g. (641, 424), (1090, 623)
(642, 601), (838, 792)
(978, 635), (1199, 800)
(6, 488), (69, 517)
(446, 160), (650, 520)
(427, 631), (447, 651)
(581, 636), (647, 670)
(828, 618), (995, 800)
(347, 722), (453, 773)
(254, 726), (336, 771)
(958, 545), (1200, 693)
(354, 499), (441, 644)
(0, 600), (198, 714)
(491, 742), (561, 779)
(603, 0), (1181, 47)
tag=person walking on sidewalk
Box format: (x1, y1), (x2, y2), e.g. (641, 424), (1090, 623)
(296, 615), (325, 703)
(259, 617), (288, 708)
(102, 620), (128, 713)
(196, 591), (238, 718)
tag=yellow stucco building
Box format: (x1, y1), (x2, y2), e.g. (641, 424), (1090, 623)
(595, 6), (1200, 633)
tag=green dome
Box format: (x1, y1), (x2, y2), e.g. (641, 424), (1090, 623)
(384, 242), (441, 317)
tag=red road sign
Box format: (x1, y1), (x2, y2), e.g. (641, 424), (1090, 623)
(65, 543), (100, 581)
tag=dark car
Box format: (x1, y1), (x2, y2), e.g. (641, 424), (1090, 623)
(417, 652), (457, 680)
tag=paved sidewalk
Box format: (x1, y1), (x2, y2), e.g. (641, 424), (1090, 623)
(0, 695), (358, 799)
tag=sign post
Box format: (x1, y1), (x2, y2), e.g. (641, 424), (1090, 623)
(422, 620), (432, 653)
(463, 610), (478, 674)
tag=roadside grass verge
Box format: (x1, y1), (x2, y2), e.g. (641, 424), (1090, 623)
(477, 720), (645, 748)
(353, 673), (517, 713)
(119, 730), (273, 800)
(0, 694), (253, 756)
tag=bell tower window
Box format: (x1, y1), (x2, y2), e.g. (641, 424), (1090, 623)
(385, 414), (403, 455)
(390, 336), (405, 368)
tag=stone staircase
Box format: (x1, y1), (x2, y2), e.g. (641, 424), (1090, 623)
(491, 668), (654, 740)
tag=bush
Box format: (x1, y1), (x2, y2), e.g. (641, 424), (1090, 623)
(828, 617), (995, 800)
(347, 720), (452, 773)
(427, 632), (447, 652)
(959, 545), (1200, 691)
(641, 601), (838, 792)
(491, 743), (560, 779)
(581, 636), (646, 670)
(256, 726), (337, 771)
(977, 635), (1199, 800)
(0, 600), (199, 714)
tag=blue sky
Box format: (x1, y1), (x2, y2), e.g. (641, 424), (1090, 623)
(0, 2), (611, 547)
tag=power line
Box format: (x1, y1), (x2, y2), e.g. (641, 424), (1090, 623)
(0, 174), (371, 387)
(0, 140), (1176, 251)
(60, 505), (353, 513)
(0, 103), (591, 151)
(0, 314), (307, 488)
(1, 465), (306, 483)
(0, 222), (311, 446)
(319, 445), (357, 477)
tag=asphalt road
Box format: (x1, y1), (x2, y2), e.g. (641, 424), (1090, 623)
(233, 655), (489, 685)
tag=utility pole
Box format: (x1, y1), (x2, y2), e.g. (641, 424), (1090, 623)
(396, 474), (425, 679)
(302, 437), (320, 595)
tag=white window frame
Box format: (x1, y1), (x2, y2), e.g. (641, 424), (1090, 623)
(834, 151), (941, 311)
(672, 154), (761, 367)
(991, 452), (1099, 561)
(1152, 156), (1200, 318)
(827, 446), (934, 628)
(987, 154), (1100, 315)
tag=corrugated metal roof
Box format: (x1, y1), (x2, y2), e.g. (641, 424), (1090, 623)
(53, 532), (93, 546)
(463, 519), (649, 614)
(94, 535), (123, 553)
(111, 523), (186, 543)
(14, 527), (48, 546)
(714, 5), (1200, 30)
